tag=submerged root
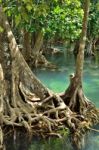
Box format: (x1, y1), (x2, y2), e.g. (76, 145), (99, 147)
(30, 54), (57, 69)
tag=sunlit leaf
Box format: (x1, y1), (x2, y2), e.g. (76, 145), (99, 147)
(15, 15), (21, 26)
(0, 26), (4, 33)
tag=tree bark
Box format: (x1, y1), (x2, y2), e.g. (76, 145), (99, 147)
(0, 64), (4, 114)
(23, 30), (32, 61)
(32, 31), (43, 55)
(85, 37), (93, 56)
(31, 31), (47, 67)
(75, 0), (90, 80)
(61, 0), (91, 114)
(31, 31), (56, 68)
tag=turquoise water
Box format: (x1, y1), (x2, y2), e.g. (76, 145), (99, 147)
(34, 51), (99, 107)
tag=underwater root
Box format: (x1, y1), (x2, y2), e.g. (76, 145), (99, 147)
(30, 54), (57, 69)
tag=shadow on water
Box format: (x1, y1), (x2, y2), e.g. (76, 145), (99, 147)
(5, 132), (73, 150)
(84, 125), (99, 150)
(5, 47), (99, 150)
(5, 129), (99, 150)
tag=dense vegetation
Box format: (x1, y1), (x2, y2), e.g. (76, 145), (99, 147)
(0, 0), (99, 150)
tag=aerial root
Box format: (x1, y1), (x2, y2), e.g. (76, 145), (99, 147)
(1, 81), (99, 150)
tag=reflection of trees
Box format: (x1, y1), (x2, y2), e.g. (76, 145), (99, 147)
(29, 137), (73, 150)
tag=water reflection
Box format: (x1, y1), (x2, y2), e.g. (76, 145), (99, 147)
(84, 126), (99, 150)
(5, 132), (73, 150)
(29, 136), (73, 150)
(5, 131), (99, 150)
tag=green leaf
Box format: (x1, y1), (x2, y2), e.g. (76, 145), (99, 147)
(15, 15), (21, 26)
(0, 26), (4, 33)
(26, 4), (32, 11)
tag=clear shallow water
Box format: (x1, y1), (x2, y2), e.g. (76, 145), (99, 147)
(34, 66), (99, 107)
(6, 48), (99, 150)
(34, 51), (99, 107)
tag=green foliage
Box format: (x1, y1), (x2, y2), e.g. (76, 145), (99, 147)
(45, 1), (83, 40)
(1, 0), (83, 41)
(58, 126), (69, 136)
(0, 26), (4, 33)
(88, 1), (99, 38)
